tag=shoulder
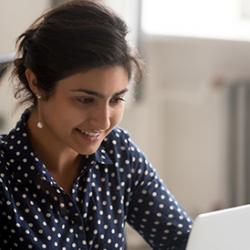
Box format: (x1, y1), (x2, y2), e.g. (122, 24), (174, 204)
(101, 127), (145, 163)
(106, 127), (130, 143)
(0, 134), (7, 185)
(0, 133), (5, 144)
(102, 127), (134, 152)
(99, 128), (130, 160)
(0, 133), (10, 175)
(0, 133), (7, 161)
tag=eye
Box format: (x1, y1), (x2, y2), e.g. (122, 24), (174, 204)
(110, 96), (126, 104)
(75, 96), (95, 104)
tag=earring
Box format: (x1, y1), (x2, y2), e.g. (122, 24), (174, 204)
(36, 94), (43, 129)
(37, 121), (43, 129)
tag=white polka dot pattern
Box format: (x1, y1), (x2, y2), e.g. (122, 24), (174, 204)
(0, 110), (192, 249)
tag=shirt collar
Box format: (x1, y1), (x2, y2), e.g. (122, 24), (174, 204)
(88, 147), (113, 165)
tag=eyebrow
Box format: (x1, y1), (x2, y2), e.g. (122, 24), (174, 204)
(70, 88), (129, 98)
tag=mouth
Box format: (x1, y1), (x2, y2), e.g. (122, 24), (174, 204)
(76, 128), (102, 142)
(79, 129), (100, 136)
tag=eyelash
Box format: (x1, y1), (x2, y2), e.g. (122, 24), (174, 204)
(76, 97), (94, 104)
(111, 97), (125, 104)
(75, 96), (125, 105)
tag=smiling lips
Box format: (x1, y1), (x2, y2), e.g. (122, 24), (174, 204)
(80, 129), (100, 136)
(77, 128), (102, 142)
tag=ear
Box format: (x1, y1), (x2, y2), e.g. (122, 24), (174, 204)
(25, 68), (41, 96)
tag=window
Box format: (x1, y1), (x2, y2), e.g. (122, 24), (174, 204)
(142, 0), (250, 41)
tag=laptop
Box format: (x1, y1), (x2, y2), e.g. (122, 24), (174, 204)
(186, 204), (250, 250)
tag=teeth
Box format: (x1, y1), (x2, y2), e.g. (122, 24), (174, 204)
(80, 129), (99, 136)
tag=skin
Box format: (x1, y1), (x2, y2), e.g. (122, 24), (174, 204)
(25, 66), (129, 193)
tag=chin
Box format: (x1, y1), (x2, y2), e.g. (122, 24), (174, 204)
(71, 132), (105, 155)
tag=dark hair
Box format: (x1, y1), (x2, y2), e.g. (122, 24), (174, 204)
(13, 0), (143, 106)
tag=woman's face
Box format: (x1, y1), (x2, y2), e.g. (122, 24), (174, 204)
(39, 66), (129, 155)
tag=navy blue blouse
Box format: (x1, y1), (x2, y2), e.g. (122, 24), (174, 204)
(0, 110), (192, 249)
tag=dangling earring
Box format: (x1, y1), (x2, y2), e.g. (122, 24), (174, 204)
(36, 95), (43, 129)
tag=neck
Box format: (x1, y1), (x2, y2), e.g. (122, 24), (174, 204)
(26, 109), (80, 173)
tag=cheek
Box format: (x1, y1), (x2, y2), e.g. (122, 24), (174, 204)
(41, 99), (84, 131)
(110, 105), (125, 126)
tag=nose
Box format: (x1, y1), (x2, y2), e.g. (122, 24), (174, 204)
(89, 103), (111, 131)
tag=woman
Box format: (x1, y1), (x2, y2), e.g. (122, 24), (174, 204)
(0, 0), (192, 249)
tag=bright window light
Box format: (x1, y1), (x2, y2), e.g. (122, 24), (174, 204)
(142, 0), (250, 41)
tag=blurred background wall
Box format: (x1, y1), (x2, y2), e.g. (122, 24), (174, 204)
(0, 0), (50, 131)
(1, 0), (250, 249)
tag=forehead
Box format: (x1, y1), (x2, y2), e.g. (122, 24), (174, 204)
(56, 66), (129, 93)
